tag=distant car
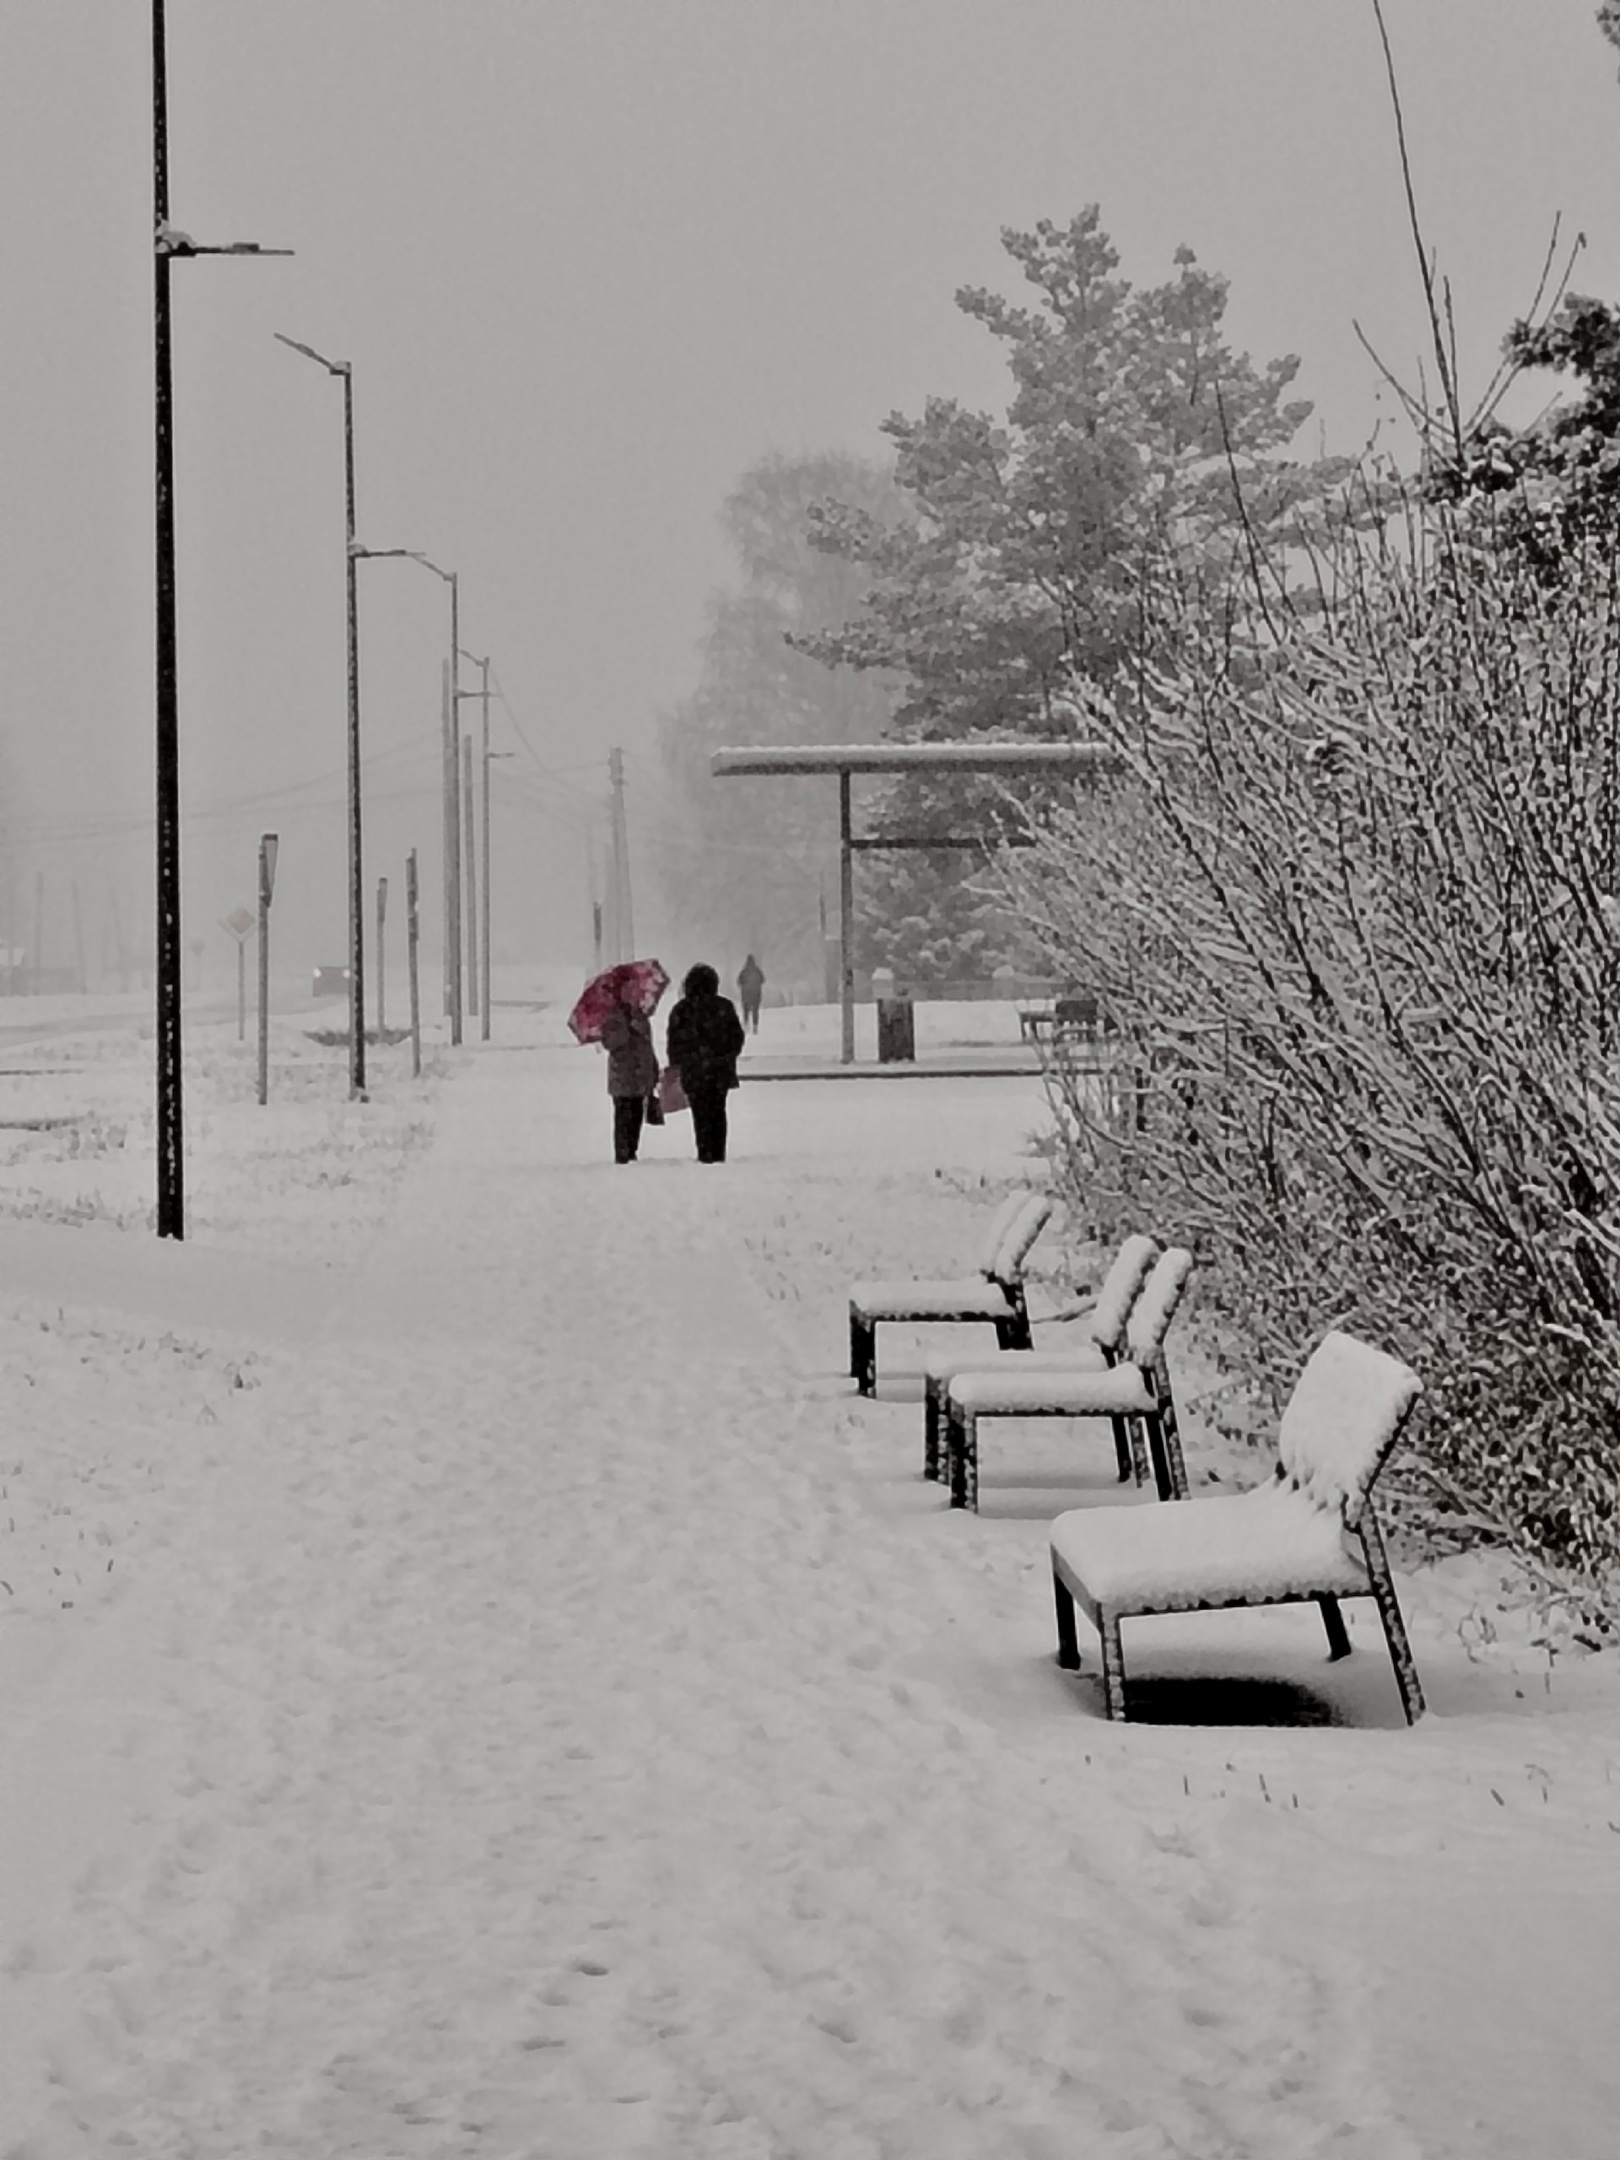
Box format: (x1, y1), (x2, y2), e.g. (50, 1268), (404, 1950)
(311, 965), (351, 998)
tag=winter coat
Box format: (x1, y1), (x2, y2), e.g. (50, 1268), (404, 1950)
(666, 965), (746, 1094)
(738, 958), (764, 999)
(600, 1004), (660, 1099)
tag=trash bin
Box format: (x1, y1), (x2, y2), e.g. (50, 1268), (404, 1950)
(874, 971), (915, 1063)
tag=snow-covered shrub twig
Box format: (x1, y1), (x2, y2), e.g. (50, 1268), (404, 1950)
(1000, 472), (1620, 1604)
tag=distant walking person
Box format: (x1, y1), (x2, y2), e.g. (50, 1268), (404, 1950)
(600, 992), (661, 1164)
(737, 953), (765, 1034)
(666, 962), (746, 1163)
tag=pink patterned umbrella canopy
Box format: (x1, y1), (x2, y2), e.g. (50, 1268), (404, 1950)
(566, 958), (671, 1045)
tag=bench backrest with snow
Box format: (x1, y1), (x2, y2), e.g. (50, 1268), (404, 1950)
(848, 1189), (1054, 1397)
(946, 1244), (1195, 1510)
(1049, 1329), (1425, 1722)
(920, 1231), (1160, 1482)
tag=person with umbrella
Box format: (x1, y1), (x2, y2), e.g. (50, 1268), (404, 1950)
(568, 960), (669, 1165)
(665, 961), (746, 1164)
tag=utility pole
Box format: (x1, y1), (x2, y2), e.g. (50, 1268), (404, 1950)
(406, 849), (421, 1079)
(71, 883), (87, 994)
(441, 661), (456, 1032)
(440, 656), (463, 1043)
(257, 832), (278, 1106)
(447, 583), (463, 1037)
(457, 650), (493, 1039)
(607, 746), (633, 962)
(463, 733), (477, 1018)
(376, 875), (388, 1035)
(585, 831), (602, 970)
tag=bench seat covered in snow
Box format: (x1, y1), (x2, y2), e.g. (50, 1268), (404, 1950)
(919, 1232), (1159, 1482)
(848, 1189), (1053, 1397)
(1049, 1328), (1425, 1723)
(945, 1246), (1194, 1510)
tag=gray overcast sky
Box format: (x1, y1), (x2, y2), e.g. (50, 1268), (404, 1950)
(1, 0), (1618, 977)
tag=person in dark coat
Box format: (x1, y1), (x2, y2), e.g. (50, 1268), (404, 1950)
(600, 994), (661, 1163)
(737, 953), (765, 1034)
(665, 961), (746, 1163)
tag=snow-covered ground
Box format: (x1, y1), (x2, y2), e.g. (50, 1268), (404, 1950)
(2, 980), (1617, 2158)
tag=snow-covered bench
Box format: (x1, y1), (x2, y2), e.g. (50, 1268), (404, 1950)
(920, 1232), (1160, 1483)
(1049, 1329), (1425, 1723)
(945, 1245), (1194, 1511)
(848, 1189), (1053, 1398)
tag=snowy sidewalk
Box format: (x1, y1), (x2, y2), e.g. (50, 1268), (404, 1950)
(4, 1024), (1619, 2157)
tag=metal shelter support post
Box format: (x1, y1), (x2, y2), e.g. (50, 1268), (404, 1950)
(839, 769), (854, 1065)
(709, 743), (1120, 1071)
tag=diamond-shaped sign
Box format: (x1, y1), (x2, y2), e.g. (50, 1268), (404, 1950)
(224, 907), (256, 941)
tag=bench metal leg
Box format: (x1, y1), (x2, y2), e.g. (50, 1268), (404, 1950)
(1145, 1414), (1178, 1502)
(1126, 1414), (1151, 1487)
(1359, 1507), (1425, 1724)
(1054, 1570), (1081, 1671)
(995, 1288), (1032, 1353)
(1317, 1594), (1352, 1661)
(850, 1310), (876, 1397)
(1098, 1611), (1127, 1719)
(948, 1407), (979, 1511)
(923, 1377), (942, 1481)
(1109, 1413), (1133, 1482)
(1155, 1370), (1189, 1500)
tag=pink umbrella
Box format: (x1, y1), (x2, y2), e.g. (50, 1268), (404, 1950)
(567, 958), (670, 1045)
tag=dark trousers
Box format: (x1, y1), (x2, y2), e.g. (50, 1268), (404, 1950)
(613, 1094), (646, 1163)
(688, 1083), (730, 1163)
(741, 996), (761, 1033)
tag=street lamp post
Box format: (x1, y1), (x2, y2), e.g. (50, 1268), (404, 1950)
(348, 551), (462, 1045)
(458, 650), (492, 1040)
(274, 332), (366, 1098)
(151, 0), (289, 1235)
(423, 563), (463, 1044)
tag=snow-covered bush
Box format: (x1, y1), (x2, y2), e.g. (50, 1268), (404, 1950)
(1003, 478), (1620, 1601)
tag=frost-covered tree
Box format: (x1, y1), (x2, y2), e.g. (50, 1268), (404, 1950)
(652, 453), (903, 988)
(797, 210), (1337, 978)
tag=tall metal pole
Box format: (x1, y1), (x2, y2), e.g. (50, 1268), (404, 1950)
(608, 746), (633, 960)
(151, 8), (288, 1231)
(406, 847), (422, 1079)
(441, 661), (458, 1039)
(478, 658), (491, 1040)
(341, 371), (365, 1097)
(462, 732), (477, 1017)
(448, 577), (463, 1040)
(257, 832), (277, 1107)
(839, 767), (855, 1065)
(376, 876), (388, 1036)
(274, 335), (362, 1095)
(153, 0), (184, 1234)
